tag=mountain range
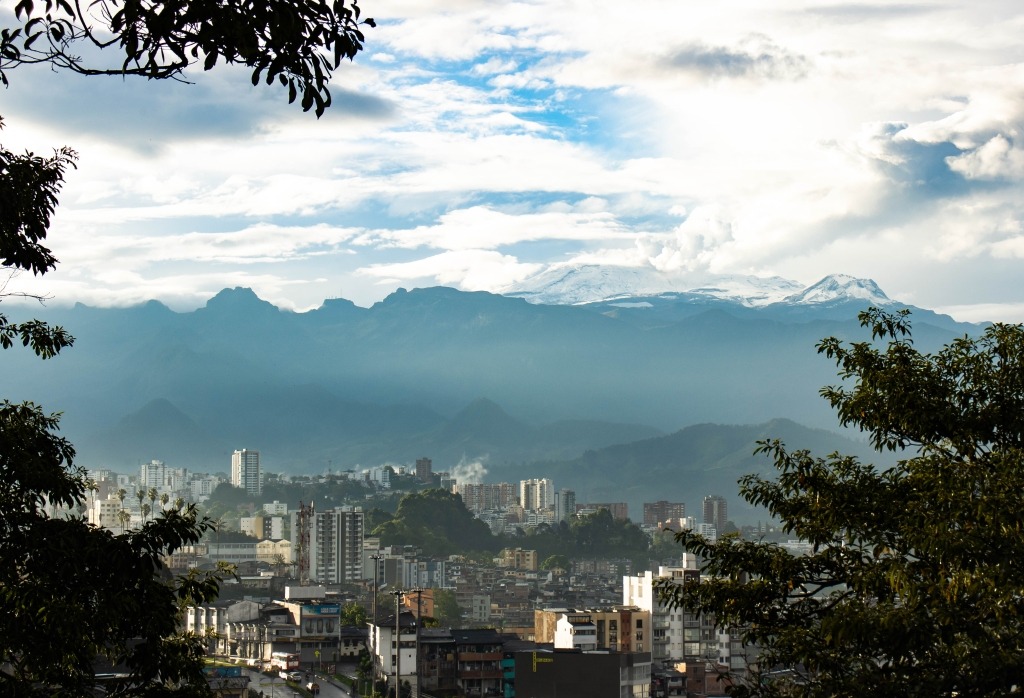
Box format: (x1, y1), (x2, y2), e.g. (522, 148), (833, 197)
(0, 272), (980, 519)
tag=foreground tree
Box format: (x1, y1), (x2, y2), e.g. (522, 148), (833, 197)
(1, 0), (373, 115)
(0, 404), (227, 695)
(1, 0), (373, 692)
(656, 309), (1024, 698)
(0, 146), (228, 692)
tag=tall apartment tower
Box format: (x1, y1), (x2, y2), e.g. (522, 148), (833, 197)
(231, 449), (262, 496)
(702, 495), (728, 531)
(554, 488), (576, 523)
(415, 457), (433, 483)
(520, 478), (554, 511)
(306, 506), (365, 584)
(139, 459), (166, 489)
(644, 500), (686, 527)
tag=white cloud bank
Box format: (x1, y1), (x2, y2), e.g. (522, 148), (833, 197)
(3, 0), (1024, 321)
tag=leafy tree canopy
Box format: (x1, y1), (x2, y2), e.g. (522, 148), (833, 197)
(372, 489), (496, 557)
(1, 0), (373, 116)
(0, 402), (228, 695)
(0, 0), (373, 691)
(430, 588), (462, 627)
(340, 600), (368, 627)
(657, 309), (1024, 698)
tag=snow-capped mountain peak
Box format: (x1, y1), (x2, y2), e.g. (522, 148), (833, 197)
(500, 265), (893, 309)
(500, 264), (802, 307)
(784, 274), (891, 306)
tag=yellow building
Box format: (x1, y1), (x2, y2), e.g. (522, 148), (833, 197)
(534, 606), (651, 654)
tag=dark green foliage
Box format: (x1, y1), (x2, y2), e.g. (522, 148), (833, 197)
(0, 401), (227, 696)
(0, 116), (75, 277)
(540, 554), (569, 570)
(570, 508), (649, 558)
(2, 0), (373, 116)
(656, 309), (1024, 698)
(340, 600), (368, 627)
(2, 103), (233, 692)
(1, 0), (371, 690)
(372, 489), (496, 557)
(0, 116), (75, 359)
(372, 489), (659, 563)
(523, 512), (652, 565)
(430, 588), (462, 627)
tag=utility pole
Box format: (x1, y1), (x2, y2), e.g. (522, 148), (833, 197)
(370, 552), (382, 692)
(409, 588), (424, 698)
(391, 590), (405, 698)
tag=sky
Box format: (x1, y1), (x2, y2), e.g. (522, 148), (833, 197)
(3, 0), (1024, 322)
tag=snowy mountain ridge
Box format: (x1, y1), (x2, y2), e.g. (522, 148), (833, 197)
(500, 265), (893, 308)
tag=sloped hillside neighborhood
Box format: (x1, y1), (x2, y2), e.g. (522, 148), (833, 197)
(76, 453), (783, 698)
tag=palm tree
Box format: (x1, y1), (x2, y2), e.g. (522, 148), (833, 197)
(136, 488), (145, 515)
(117, 508), (131, 535)
(174, 497), (185, 512)
(141, 503), (151, 523)
(160, 492), (170, 512)
(148, 487), (158, 513)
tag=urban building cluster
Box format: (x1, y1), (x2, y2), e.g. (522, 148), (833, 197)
(78, 450), (769, 697)
(187, 556), (747, 698)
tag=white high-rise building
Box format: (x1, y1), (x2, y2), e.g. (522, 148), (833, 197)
(305, 506), (365, 584)
(231, 449), (262, 496)
(139, 459), (166, 489)
(519, 478), (554, 511)
(623, 563), (703, 665)
(624, 561), (749, 675)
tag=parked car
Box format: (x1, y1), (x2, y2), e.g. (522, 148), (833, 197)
(280, 670), (303, 682)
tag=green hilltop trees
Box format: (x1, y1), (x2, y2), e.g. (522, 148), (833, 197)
(657, 309), (1024, 698)
(373, 489), (497, 557)
(0, 0), (372, 693)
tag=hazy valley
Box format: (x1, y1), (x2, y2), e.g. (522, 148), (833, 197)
(2, 272), (976, 517)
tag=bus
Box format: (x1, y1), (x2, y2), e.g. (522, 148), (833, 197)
(270, 652), (300, 671)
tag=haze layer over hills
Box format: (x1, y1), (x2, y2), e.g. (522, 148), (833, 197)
(2, 272), (978, 516)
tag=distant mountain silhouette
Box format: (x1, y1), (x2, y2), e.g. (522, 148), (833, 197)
(491, 418), (887, 521)
(1, 285), (976, 493)
(80, 398), (229, 467)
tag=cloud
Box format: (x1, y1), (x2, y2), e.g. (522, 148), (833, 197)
(5, 0), (1024, 324)
(472, 57), (520, 75)
(2, 61), (393, 154)
(803, 3), (943, 21)
(638, 207), (737, 273)
(356, 249), (543, 293)
(947, 135), (1024, 181)
(664, 38), (809, 81)
(48, 223), (361, 272)
(357, 205), (632, 251)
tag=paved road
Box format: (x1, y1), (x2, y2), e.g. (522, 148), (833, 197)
(241, 667), (353, 698)
(310, 671), (353, 698)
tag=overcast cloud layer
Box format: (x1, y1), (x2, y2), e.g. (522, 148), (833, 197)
(3, 0), (1024, 322)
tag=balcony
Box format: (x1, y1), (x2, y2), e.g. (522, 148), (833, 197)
(459, 652), (501, 661)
